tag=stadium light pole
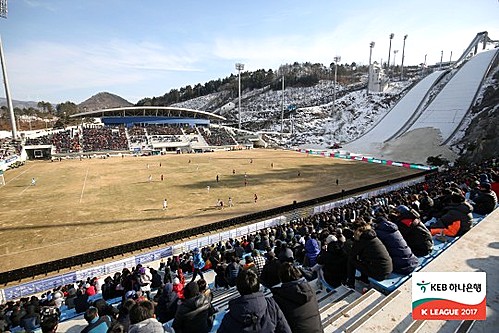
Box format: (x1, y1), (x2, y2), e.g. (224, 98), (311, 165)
(400, 34), (407, 81)
(333, 56), (341, 113)
(0, 0), (17, 140)
(235, 63), (244, 129)
(367, 41), (375, 95)
(387, 33), (394, 72)
(439, 50), (443, 70)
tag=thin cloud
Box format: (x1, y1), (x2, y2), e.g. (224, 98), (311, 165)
(7, 39), (204, 100)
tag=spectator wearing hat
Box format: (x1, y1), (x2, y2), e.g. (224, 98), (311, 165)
(172, 281), (215, 333)
(191, 248), (205, 283)
(471, 182), (497, 215)
(373, 212), (419, 275)
(129, 300), (164, 333)
(393, 205), (433, 257)
(346, 219), (393, 287)
(218, 269), (292, 333)
(85, 283), (97, 297)
(271, 263), (322, 333)
(430, 192), (473, 237)
(138, 267), (152, 300)
(316, 235), (348, 288)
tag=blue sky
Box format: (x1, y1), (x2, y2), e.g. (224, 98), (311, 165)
(1, 0), (498, 104)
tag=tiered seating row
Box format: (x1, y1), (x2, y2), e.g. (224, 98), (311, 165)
(367, 213), (486, 295)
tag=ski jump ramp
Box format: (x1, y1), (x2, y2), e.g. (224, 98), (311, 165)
(344, 48), (497, 160)
(344, 70), (445, 155)
(404, 48), (497, 144)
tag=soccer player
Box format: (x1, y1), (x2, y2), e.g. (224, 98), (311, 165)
(163, 198), (168, 210)
(254, 193), (258, 203)
(31, 177), (36, 186)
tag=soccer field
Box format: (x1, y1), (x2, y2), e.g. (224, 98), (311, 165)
(0, 149), (420, 272)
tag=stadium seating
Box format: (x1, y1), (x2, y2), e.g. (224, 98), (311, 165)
(368, 213), (485, 294)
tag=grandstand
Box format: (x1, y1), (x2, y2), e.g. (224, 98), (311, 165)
(16, 106), (264, 160)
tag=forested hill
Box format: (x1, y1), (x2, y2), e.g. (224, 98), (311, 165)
(135, 61), (364, 111)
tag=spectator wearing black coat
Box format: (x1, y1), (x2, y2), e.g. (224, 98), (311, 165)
(430, 192), (473, 236)
(418, 191), (434, 219)
(172, 281), (215, 333)
(20, 304), (41, 332)
(155, 283), (178, 323)
(218, 269), (291, 333)
(346, 219), (393, 287)
(374, 215), (419, 275)
(471, 182), (497, 215)
(316, 238), (348, 288)
(116, 299), (135, 333)
(393, 206), (433, 257)
(73, 289), (90, 314)
(271, 263), (323, 333)
(260, 251), (282, 288)
(225, 255), (242, 287)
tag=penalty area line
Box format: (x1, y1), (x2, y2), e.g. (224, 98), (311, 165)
(80, 167), (89, 204)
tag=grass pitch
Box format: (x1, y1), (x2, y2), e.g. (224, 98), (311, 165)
(0, 149), (420, 272)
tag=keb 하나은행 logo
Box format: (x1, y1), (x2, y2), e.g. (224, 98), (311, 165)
(412, 272), (486, 320)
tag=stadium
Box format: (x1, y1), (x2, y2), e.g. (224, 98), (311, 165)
(0, 6), (498, 333)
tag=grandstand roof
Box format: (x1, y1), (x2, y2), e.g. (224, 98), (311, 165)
(71, 106), (227, 121)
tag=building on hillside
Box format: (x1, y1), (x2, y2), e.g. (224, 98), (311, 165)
(368, 62), (389, 93)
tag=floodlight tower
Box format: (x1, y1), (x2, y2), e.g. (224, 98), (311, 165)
(0, 0), (18, 140)
(367, 41), (375, 95)
(400, 34), (407, 80)
(387, 33), (394, 72)
(333, 56), (341, 113)
(235, 63), (244, 129)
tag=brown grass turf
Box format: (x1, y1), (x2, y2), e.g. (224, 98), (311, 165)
(0, 149), (420, 272)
